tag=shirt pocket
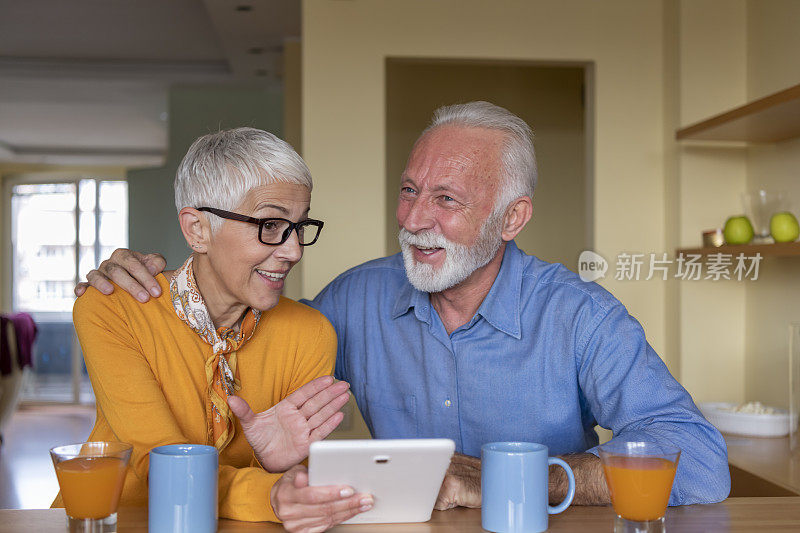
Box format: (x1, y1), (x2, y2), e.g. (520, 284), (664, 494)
(364, 394), (417, 439)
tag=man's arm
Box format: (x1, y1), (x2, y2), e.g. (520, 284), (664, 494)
(578, 304), (730, 505)
(548, 453), (609, 506)
(434, 452), (609, 510)
(75, 249), (166, 302)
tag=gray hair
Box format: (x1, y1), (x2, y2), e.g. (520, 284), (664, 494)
(425, 101), (536, 215)
(174, 127), (312, 232)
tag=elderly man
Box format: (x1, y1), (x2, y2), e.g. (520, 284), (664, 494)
(78, 102), (730, 511)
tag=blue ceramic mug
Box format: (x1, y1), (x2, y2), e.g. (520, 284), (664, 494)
(149, 444), (218, 533)
(481, 442), (576, 533)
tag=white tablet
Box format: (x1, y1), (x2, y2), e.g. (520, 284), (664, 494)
(308, 438), (455, 524)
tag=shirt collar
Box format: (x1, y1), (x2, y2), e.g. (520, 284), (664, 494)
(391, 276), (428, 321)
(474, 240), (523, 338)
(390, 241), (524, 338)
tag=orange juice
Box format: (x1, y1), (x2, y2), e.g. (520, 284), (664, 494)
(55, 456), (128, 519)
(602, 455), (677, 521)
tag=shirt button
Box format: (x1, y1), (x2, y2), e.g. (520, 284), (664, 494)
(444, 399), (451, 407)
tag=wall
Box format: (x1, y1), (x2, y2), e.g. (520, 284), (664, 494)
(302, 0), (671, 368)
(384, 60), (587, 267)
(127, 85), (283, 269)
(675, 0), (748, 403)
(744, 0), (800, 408)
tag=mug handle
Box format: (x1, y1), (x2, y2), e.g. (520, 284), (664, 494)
(547, 457), (576, 515)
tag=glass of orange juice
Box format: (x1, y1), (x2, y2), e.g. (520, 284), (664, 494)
(50, 442), (132, 533)
(598, 441), (680, 533)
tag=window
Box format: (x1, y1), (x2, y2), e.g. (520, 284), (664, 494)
(9, 177), (128, 403)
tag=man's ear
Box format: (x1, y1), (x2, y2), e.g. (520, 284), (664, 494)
(500, 196), (533, 242)
(178, 207), (211, 253)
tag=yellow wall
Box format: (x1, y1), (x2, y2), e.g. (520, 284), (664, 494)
(744, 0), (800, 408)
(674, 0), (749, 405)
(385, 60), (587, 266)
(302, 0), (670, 367)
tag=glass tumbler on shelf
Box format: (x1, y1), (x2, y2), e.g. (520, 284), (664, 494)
(598, 440), (680, 533)
(741, 190), (786, 243)
(50, 441), (132, 533)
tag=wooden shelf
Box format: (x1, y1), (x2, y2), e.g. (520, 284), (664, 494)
(677, 241), (800, 258)
(676, 83), (800, 142)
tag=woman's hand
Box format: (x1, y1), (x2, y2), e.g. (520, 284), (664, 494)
(227, 376), (351, 473)
(272, 465), (372, 533)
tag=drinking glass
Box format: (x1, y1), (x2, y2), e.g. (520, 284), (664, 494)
(50, 441), (132, 533)
(598, 441), (680, 533)
(741, 190), (786, 243)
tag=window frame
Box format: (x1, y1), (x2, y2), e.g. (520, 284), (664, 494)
(2, 171), (127, 403)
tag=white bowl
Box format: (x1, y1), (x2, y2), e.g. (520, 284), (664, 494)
(698, 402), (799, 438)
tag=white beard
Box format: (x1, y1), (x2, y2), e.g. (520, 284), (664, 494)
(398, 213), (504, 293)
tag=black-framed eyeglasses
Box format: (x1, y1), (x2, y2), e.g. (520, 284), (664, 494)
(198, 207), (324, 246)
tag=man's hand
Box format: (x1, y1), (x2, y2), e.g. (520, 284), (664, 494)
(434, 453), (481, 510)
(75, 248), (166, 303)
(272, 465), (372, 533)
(228, 376), (351, 473)
(549, 453), (610, 506)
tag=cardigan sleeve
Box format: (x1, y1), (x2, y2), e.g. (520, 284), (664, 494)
(72, 288), (284, 522)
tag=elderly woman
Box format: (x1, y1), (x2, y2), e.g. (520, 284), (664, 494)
(62, 128), (370, 527)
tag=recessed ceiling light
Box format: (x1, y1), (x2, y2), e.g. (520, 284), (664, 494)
(235, 5), (252, 11)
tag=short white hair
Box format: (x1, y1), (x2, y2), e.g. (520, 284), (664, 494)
(174, 127), (312, 231)
(425, 101), (536, 214)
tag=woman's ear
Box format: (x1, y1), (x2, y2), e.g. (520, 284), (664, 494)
(178, 208), (211, 253)
(501, 196), (533, 242)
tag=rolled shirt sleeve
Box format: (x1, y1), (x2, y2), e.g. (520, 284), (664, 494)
(579, 304), (730, 505)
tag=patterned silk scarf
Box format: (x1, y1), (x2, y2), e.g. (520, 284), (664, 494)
(169, 256), (261, 451)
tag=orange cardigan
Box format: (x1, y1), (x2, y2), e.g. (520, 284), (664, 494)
(58, 273), (336, 522)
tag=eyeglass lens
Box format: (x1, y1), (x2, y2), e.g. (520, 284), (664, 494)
(261, 220), (320, 245)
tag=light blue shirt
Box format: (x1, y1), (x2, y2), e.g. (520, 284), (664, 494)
(304, 241), (730, 505)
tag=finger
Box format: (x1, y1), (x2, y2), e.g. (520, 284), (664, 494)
(98, 261), (150, 303)
(74, 281), (90, 297)
(309, 413), (345, 446)
(291, 493), (372, 521)
(328, 496), (374, 524)
(298, 381), (350, 419)
(227, 396), (255, 426)
(85, 269), (115, 295)
(141, 252), (167, 276)
(306, 391), (349, 430)
(293, 467), (309, 489)
(284, 376), (337, 408)
(286, 496), (371, 532)
(434, 499), (456, 511)
(113, 251), (162, 298)
(294, 484), (356, 505)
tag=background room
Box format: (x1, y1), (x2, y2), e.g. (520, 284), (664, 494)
(1, 0), (800, 511)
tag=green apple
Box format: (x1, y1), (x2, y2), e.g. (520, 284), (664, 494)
(723, 215), (754, 245)
(770, 211), (800, 243)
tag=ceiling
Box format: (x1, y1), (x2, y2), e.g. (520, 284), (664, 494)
(0, 0), (300, 167)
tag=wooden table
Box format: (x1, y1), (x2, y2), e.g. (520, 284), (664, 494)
(725, 434), (800, 496)
(4, 498), (800, 532)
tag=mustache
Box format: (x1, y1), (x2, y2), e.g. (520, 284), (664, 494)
(398, 228), (453, 249)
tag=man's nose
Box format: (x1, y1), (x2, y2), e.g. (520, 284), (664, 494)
(400, 197), (435, 233)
